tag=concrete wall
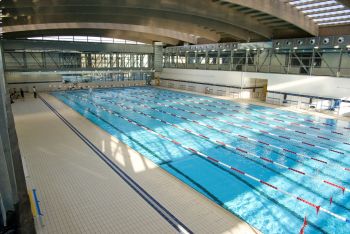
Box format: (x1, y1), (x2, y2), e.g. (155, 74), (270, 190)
(6, 72), (62, 83)
(5, 72), (62, 92)
(159, 69), (267, 99)
(161, 68), (350, 99)
(160, 68), (350, 116)
(161, 68), (248, 87)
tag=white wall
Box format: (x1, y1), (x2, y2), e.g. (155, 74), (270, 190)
(6, 71), (62, 83)
(5, 72), (63, 92)
(161, 68), (250, 87)
(161, 68), (350, 100)
(247, 72), (350, 99)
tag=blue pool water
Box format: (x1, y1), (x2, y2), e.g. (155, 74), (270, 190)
(52, 87), (350, 234)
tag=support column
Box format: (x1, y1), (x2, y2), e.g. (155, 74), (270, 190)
(244, 49), (249, 72)
(194, 51), (198, 69)
(337, 49), (343, 77)
(0, 43), (17, 227)
(287, 50), (292, 74)
(153, 42), (163, 72)
(0, 43), (35, 232)
(87, 53), (92, 69)
(309, 48), (316, 76)
(268, 49), (272, 73)
(230, 50), (234, 71)
(217, 50), (220, 70)
(153, 42), (163, 85)
(205, 51), (208, 70)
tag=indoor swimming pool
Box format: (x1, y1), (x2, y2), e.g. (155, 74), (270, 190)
(52, 87), (350, 234)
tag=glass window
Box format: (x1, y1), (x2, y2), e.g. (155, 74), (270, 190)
(219, 51), (231, 64)
(81, 53), (87, 68)
(113, 39), (126, 43)
(208, 51), (218, 65)
(73, 36), (88, 42)
(125, 40), (137, 44)
(26, 36), (149, 45)
(187, 52), (196, 64)
(88, 36), (101, 43)
(142, 54), (149, 67)
(197, 52), (206, 64)
(101, 37), (113, 43)
(28, 36), (44, 40)
(59, 36), (74, 41)
(178, 52), (186, 64)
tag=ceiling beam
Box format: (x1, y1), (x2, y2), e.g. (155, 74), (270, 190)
(2, 8), (263, 42)
(3, 13), (261, 42)
(3, 7), (221, 42)
(1, 0), (274, 39)
(220, 0), (318, 35)
(3, 23), (199, 44)
(3, 29), (181, 45)
(319, 24), (350, 36)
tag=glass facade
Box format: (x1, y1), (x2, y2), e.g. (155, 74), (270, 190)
(4, 52), (152, 71)
(27, 36), (147, 45)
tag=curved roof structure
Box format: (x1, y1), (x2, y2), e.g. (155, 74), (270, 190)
(1, 0), (349, 45)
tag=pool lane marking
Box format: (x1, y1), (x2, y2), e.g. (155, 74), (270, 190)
(75, 99), (329, 234)
(147, 89), (350, 135)
(123, 88), (349, 133)
(72, 94), (349, 194)
(93, 93), (350, 174)
(61, 93), (350, 223)
(140, 88), (350, 132)
(39, 95), (193, 234)
(96, 91), (347, 156)
(134, 91), (350, 142)
(120, 89), (350, 143)
(126, 92), (347, 154)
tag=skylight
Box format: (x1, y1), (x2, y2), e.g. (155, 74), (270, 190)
(288, 0), (350, 26)
(318, 19), (350, 25)
(295, 1), (337, 9)
(26, 36), (147, 45)
(302, 5), (344, 13)
(290, 0), (315, 5)
(308, 9), (350, 18)
(313, 14), (350, 22)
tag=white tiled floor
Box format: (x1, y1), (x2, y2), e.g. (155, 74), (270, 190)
(12, 94), (259, 234)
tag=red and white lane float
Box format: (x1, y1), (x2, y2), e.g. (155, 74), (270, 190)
(299, 216), (308, 234)
(135, 91), (350, 145)
(100, 91), (347, 156)
(129, 92), (347, 154)
(95, 92), (350, 174)
(63, 93), (350, 224)
(138, 88), (350, 132)
(75, 93), (349, 194)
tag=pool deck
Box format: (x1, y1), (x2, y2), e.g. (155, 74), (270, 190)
(12, 93), (259, 234)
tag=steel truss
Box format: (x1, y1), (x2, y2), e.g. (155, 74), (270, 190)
(4, 51), (153, 72)
(163, 48), (350, 78)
